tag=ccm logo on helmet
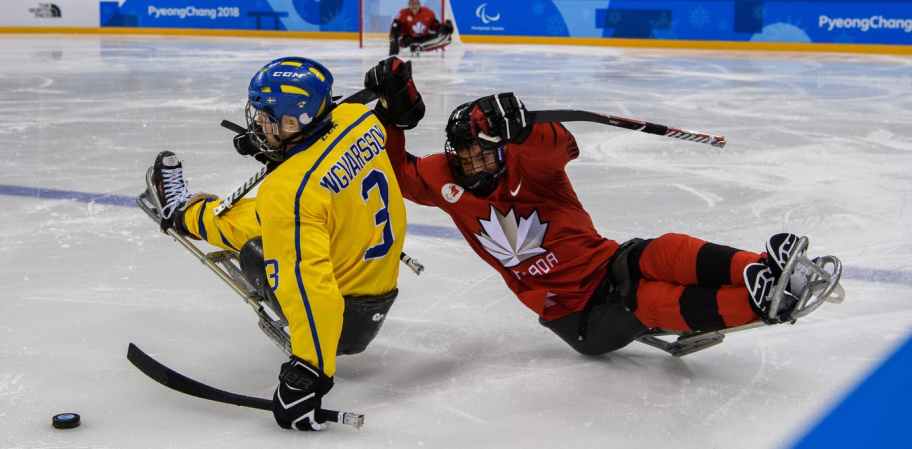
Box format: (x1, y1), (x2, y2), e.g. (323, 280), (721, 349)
(272, 71), (306, 78)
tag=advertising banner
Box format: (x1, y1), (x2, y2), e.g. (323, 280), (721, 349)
(1, 0), (98, 27)
(451, 0), (912, 45)
(2, 0), (908, 47)
(99, 0), (357, 31)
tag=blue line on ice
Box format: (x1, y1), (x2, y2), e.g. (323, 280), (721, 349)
(2, 183), (909, 287)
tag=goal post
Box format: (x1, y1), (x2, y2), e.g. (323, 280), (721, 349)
(359, 0), (459, 49)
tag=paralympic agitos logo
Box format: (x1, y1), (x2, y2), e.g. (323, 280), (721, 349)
(475, 3), (501, 24)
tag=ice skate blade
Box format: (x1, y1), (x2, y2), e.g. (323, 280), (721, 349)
(637, 331), (725, 357)
(136, 189), (164, 226)
(637, 322), (766, 356)
(790, 254), (843, 319)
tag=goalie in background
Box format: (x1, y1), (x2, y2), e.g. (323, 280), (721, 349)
(141, 56), (416, 431)
(364, 57), (844, 358)
(389, 0), (454, 56)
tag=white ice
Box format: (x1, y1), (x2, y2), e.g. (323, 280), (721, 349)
(1, 36), (910, 449)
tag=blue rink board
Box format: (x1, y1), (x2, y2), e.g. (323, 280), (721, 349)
(790, 332), (912, 449)
(95, 0), (912, 46)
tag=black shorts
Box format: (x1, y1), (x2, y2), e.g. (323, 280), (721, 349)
(540, 276), (648, 356)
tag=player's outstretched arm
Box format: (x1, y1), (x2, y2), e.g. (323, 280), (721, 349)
(364, 57), (438, 206)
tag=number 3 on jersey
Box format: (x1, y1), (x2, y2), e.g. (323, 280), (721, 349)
(361, 170), (394, 260)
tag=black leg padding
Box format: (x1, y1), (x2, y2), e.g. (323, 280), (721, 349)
(240, 236), (396, 355)
(338, 290), (398, 355)
(239, 237), (266, 292)
(608, 238), (651, 312)
(540, 282), (648, 356)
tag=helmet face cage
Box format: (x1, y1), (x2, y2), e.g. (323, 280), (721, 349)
(444, 138), (505, 195)
(445, 102), (506, 195)
(244, 101), (284, 160)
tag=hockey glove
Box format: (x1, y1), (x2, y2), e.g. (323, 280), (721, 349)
(272, 357), (334, 431)
(364, 57), (425, 129)
(233, 132), (258, 157)
(470, 92), (532, 147)
(439, 19), (454, 35)
(233, 132), (277, 166)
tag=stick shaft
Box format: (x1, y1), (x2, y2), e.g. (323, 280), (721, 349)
(213, 165), (268, 216)
(530, 110), (726, 148)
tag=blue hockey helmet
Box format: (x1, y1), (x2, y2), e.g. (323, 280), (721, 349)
(245, 57), (334, 159)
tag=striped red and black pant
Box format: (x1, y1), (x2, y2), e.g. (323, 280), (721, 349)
(629, 233), (762, 332)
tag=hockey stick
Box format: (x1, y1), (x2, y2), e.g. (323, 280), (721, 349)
(127, 343), (365, 429)
(529, 110), (726, 148)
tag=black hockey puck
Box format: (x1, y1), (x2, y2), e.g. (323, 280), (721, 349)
(52, 413), (81, 429)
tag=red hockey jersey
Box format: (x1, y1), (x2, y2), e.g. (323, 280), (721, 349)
(387, 122), (620, 320)
(395, 6), (441, 38)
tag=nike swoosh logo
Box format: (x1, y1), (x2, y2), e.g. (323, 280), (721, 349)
(510, 180), (522, 196)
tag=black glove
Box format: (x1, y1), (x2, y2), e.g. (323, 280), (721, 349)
(272, 357), (334, 431)
(233, 132), (258, 157)
(470, 92), (532, 147)
(233, 132), (277, 166)
(439, 19), (454, 35)
(364, 57), (425, 129)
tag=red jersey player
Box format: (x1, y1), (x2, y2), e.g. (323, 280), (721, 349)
(389, 0), (454, 56)
(364, 58), (842, 355)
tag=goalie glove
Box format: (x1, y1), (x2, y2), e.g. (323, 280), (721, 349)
(439, 19), (454, 35)
(364, 57), (425, 129)
(470, 92), (532, 148)
(272, 357), (334, 431)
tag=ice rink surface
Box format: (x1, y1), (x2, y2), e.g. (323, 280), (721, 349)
(1, 35), (910, 449)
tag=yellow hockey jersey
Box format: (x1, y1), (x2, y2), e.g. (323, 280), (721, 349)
(256, 103), (406, 376)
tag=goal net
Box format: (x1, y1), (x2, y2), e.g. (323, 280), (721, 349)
(359, 0), (460, 49)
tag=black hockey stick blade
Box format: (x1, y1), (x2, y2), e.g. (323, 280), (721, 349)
(126, 343), (364, 428)
(220, 119), (247, 134)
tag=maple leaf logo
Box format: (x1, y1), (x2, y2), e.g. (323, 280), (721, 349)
(474, 205), (549, 268)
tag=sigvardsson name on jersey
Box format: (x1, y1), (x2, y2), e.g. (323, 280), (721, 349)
(319, 125), (386, 194)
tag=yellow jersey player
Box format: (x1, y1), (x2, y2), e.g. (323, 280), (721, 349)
(143, 56), (423, 431)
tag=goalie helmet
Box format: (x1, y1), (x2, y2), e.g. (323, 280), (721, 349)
(444, 101), (506, 196)
(245, 57), (334, 161)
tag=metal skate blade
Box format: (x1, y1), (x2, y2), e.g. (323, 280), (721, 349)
(791, 254), (844, 318)
(827, 284), (846, 303)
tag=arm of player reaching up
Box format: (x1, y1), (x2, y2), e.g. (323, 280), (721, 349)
(364, 57), (438, 206)
(384, 125), (440, 206)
